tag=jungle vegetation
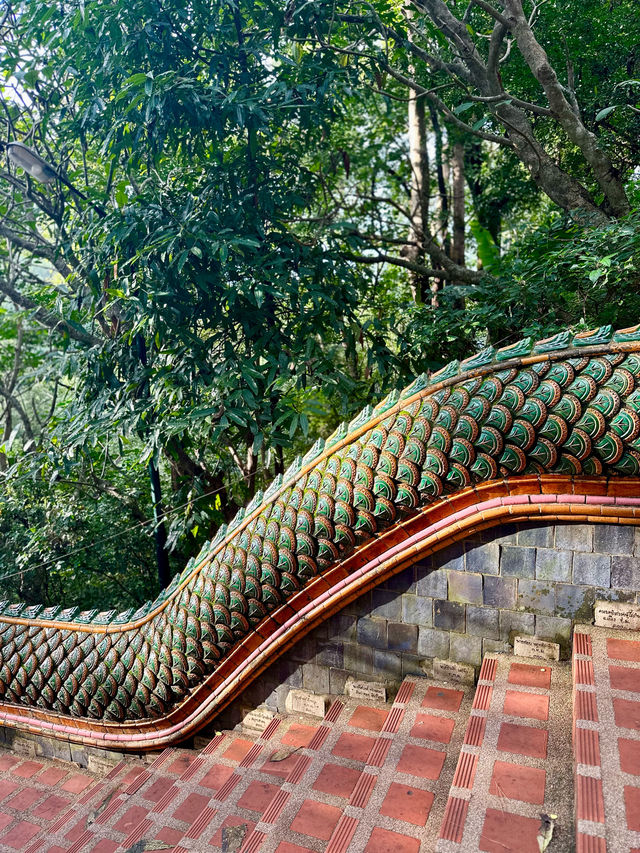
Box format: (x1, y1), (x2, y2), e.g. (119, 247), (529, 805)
(0, 0), (638, 608)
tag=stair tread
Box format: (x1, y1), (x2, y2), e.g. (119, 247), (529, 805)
(5, 632), (640, 852)
(0, 676), (474, 852)
(437, 653), (574, 853)
(574, 624), (640, 853)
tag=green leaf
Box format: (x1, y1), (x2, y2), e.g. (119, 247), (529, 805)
(595, 105), (617, 121)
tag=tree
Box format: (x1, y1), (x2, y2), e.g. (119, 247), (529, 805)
(0, 0), (638, 608)
(0, 0), (400, 605)
(288, 0), (639, 284)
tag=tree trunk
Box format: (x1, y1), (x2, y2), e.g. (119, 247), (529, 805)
(406, 60), (431, 303)
(451, 141), (465, 270)
(0, 406), (11, 472)
(503, 0), (630, 218)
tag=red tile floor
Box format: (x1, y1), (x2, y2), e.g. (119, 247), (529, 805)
(0, 676), (473, 852)
(0, 624), (639, 851)
(437, 654), (574, 853)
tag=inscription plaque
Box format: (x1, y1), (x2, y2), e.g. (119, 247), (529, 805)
(345, 678), (387, 703)
(241, 706), (275, 733)
(285, 688), (330, 718)
(595, 600), (640, 631)
(514, 635), (560, 661)
(433, 657), (475, 685)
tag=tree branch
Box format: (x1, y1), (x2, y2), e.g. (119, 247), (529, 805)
(0, 276), (100, 346)
(382, 63), (514, 146)
(470, 0), (510, 25)
(503, 0), (630, 217)
(0, 222), (74, 279)
(343, 248), (484, 283)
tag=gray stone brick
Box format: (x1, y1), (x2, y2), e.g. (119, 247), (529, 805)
(536, 549), (572, 583)
(419, 658), (434, 678)
(388, 622), (418, 653)
(449, 632), (482, 666)
(401, 654), (424, 677)
(402, 595), (433, 627)
(276, 660), (303, 688)
(418, 627), (450, 659)
(416, 568), (448, 600)
(290, 637), (316, 664)
(344, 643), (373, 675)
(302, 663), (330, 694)
(555, 584), (595, 620)
(518, 524), (554, 548)
(433, 542), (465, 573)
(343, 590), (371, 616)
(484, 576), (516, 609)
(490, 522), (518, 546)
(535, 615), (572, 652)
(466, 605), (500, 640)
(373, 650), (403, 681)
(448, 571), (483, 605)
(413, 557), (434, 574)
(555, 523), (593, 552)
(483, 638), (512, 655)
(500, 545), (535, 578)
(242, 682), (266, 707)
(329, 668), (351, 695)
(499, 610), (535, 641)
(265, 684), (289, 712)
(434, 600), (466, 632)
(37, 736), (73, 763)
(371, 588), (402, 621)
(635, 528), (640, 558)
(594, 586), (635, 603)
(311, 620), (329, 641)
(573, 553), (611, 587)
(327, 613), (357, 643)
(465, 542), (500, 576)
(517, 579), (555, 615)
(594, 524), (635, 556)
(356, 618), (387, 650)
(315, 641), (344, 669)
(384, 565), (416, 593)
(611, 556), (640, 590)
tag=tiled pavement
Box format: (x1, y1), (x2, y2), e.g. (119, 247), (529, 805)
(0, 677), (475, 852)
(1, 627), (640, 851)
(573, 625), (640, 853)
(436, 654), (574, 853)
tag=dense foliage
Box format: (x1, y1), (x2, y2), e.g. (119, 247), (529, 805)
(0, 0), (638, 607)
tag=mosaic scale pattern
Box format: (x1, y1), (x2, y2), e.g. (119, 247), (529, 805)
(1, 324), (640, 730)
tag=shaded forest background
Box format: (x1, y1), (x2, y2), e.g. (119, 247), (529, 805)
(0, 0), (638, 609)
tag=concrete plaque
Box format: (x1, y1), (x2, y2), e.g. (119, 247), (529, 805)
(434, 657), (475, 686)
(514, 635), (560, 662)
(345, 678), (387, 703)
(241, 706), (275, 733)
(285, 688), (331, 718)
(595, 600), (640, 630)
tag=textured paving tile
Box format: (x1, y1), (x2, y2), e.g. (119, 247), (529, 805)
(0, 674), (474, 853)
(436, 652), (574, 852)
(574, 625), (640, 853)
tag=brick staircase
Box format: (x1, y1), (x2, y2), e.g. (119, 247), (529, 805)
(0, 627), (638, 851)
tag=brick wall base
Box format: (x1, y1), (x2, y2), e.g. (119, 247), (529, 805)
(216, 521), (639, 726)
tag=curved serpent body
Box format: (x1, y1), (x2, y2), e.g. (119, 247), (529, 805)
(1, 324), (640, 741)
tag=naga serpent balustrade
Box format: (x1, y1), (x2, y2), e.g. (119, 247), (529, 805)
(1, 323), (640, 750)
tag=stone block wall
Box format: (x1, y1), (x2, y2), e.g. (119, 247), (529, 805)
(223, 521), (640, 719)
